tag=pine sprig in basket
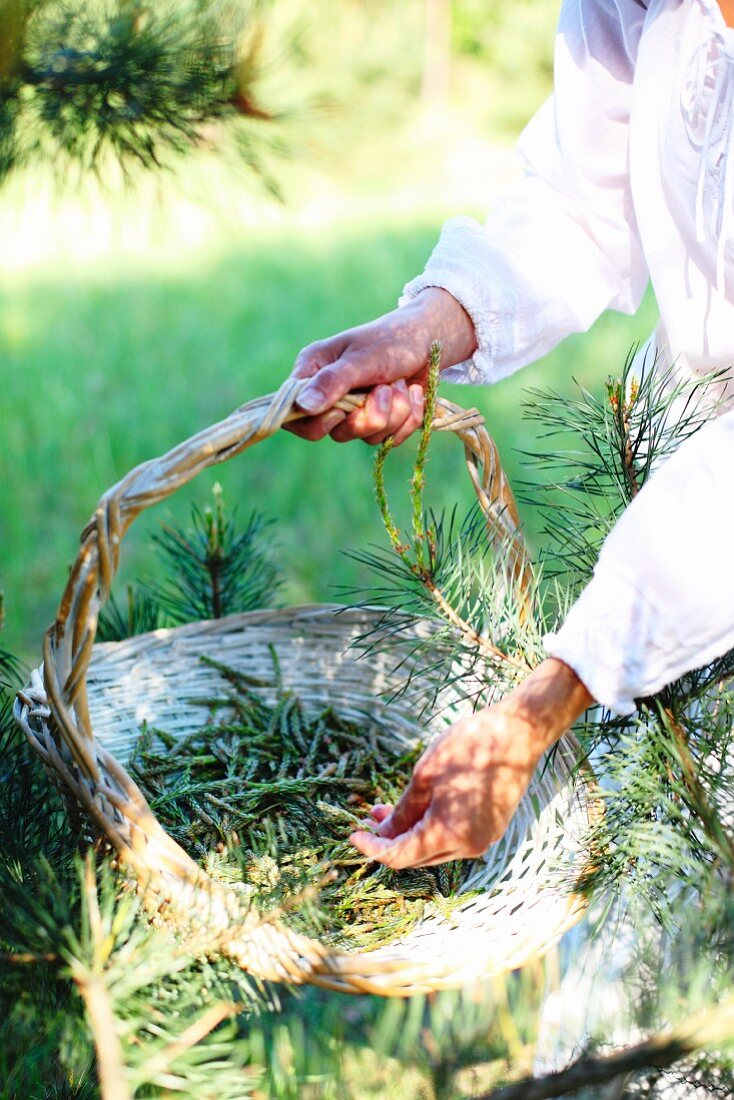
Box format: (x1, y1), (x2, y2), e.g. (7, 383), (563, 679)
(14, 373), (593, 996)
(128, 652), (471, 952)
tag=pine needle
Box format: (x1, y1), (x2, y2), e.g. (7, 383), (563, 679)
(130, 657), (474, 950)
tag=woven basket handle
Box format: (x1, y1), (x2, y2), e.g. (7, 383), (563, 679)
(40, 379), (531, 781)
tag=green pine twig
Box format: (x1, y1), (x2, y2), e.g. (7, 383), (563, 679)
(664, 706), (734, 871)
(483, 995), (734, 1100)
(411, 340), (441, 570)
(373, 344), (529, 676)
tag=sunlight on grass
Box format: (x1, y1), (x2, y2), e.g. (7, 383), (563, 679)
(0, 108), (656, 663)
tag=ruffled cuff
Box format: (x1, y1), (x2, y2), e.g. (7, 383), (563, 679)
(542, 569), (650, 716)
(545, 408), (734, 715)
(544, 556), (734, 717)
(399, 216), (502, 386)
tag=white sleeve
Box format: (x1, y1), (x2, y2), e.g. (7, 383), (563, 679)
(401, 0), (649, 385)
(543, 406), (734, 714)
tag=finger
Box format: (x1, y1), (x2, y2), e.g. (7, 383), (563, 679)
(291, 337), (351, 380)
(330, 384), (393, 443)
(361, 380), (414, 446)
(282, 410), (346, 441)
(349, 825), (428, 868)
(350, 811), (447, 870)
(375, 775), (431, 839)
(297, 353), (388, 416)
(369, 804), (393, 823)
(367, 380), (424, 444)
(390, 384), (425, 448)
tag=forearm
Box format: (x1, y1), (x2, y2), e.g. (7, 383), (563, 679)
(405, 287), (477, 370)
(494, 658), (595, 765)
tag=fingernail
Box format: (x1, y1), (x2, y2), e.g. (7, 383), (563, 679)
(375, 385), (391, 412)
(298, 384), (327, 414)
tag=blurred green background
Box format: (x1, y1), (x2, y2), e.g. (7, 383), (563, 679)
(0, 0), (656, 663)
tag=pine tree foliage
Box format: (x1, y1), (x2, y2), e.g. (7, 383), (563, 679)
(354, 351), (734, 918)
(0, 639), (269, 1097)
(0, 660), (545, 1099)
(5, 351), (734, 1095)
(150, 484), (280, 625)
(96, 584), (161, 643)
(98, 483), (280, 641)
(348, 350), (734, 1095)
(574, 695), (734, 924)
(0, 0), (279, 179)
(521, 348), (727, 597)
(349, 346), (545, 717)
(515, 356), (734, 936)
(0, 741), (264, 1096)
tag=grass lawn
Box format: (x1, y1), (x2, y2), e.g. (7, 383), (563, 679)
(0, 199), (657, 662)
(0, 20), (686, 1095)
(0, 86), (669, 1100)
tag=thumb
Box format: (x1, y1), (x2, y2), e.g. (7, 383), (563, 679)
(296, 357), (366, 416)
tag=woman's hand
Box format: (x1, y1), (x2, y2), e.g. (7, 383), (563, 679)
(349, 659), (594, 868)
(285, 287), (476, 446)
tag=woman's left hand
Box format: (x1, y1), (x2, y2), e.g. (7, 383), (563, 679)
(349, 658), (594, 868)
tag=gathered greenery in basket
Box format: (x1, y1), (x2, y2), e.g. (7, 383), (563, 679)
(6, 351), (734, 1097)
(128, 653), (470, 951)
(120, 354), (479, 952)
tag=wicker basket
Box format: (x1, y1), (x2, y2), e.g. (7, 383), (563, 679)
(14, 380), (593, 996)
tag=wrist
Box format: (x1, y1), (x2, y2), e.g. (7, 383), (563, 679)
(404, 287), (477, 369)
(497, 659), (595, 762)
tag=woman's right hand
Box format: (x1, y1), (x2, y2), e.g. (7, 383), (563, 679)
(285, 287), (477, 447)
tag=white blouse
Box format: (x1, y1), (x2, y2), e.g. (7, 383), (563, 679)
(401, 0), (734, 714)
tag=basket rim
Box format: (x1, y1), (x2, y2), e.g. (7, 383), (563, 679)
(12, 382), (591, 995)
(72, 603), (596, 991)
(16, 602), (597, 996)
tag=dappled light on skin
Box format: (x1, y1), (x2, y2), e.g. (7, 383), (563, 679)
(350, 659), (594, 870)
(286, 287), (476, 445)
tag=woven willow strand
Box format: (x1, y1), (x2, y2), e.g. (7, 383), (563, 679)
(30, 380), (531, 786)
(13, 381), (587, 996)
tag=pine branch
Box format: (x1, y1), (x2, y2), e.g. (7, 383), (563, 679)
(148, 484), (281, 626)
(0, 637), (23, 689)
(483, 995), (734, 1100)
(663, 706), (734, 870)
(0, 0), (281, 179)
(372, 344), (532, 680)
(522, 353), (728, 593)
(68, 858), (245, 1100)
(98, 487), (281, 641)
(0, 950), (59, 964)
(410, 342), (440, 571)
(73, 970), (128, 1100)
(607, 374), (641, 499)
(97, 584), (161, 642)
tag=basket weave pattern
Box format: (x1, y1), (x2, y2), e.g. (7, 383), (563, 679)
(14, 381), (592, 995)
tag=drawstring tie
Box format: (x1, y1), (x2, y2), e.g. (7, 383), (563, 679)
(681, 19), (734, 291)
